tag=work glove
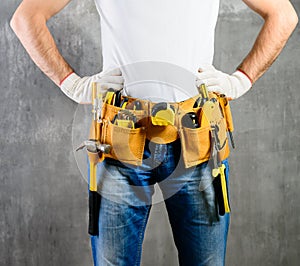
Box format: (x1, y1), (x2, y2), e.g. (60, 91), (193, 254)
(60, 68), (124, 104)
(196, 65), (252, 100)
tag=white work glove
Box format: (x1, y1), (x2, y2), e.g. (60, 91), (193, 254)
(60, 68), (124, 104)
(196, 65), (252, 100)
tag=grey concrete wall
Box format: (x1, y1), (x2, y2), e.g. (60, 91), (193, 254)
(1, 0), (299, 265)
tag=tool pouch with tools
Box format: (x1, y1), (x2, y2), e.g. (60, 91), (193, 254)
(88, 94), (232, 168)
(82, 83), (235, 235)
(96, 103), (147, 165)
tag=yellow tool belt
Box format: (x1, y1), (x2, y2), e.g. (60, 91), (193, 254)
(87, 91), (234, 169)
(85, 86), (234, 236)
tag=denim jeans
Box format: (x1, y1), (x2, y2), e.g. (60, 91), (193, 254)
(89, 139), (230, 266)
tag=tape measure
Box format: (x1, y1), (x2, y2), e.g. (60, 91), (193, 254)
(151, 102), (175, 126)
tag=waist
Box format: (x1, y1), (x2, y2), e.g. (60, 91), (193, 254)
(87, 91), (233, 168)
(118, 61), (211, 102)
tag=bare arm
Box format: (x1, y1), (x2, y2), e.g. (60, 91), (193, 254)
(197, 0), (298, 99)
(240, 0), (298, 83)
(10, 0), (73, 86)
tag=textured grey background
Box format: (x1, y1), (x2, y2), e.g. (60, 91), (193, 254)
(1, 0), (299, 265)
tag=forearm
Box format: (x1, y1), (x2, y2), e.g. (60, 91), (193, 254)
(10, 9), (72, 86)
(239, 1), (298, 83)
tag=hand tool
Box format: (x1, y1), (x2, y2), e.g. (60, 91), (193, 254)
(193, 96), (204, 108)
(181, 112), (200, 128)
(210, 126), (231, 216)
(91, 83), (98, 121)
(91, 83), (104, 123)
(197, 83), (209, 103)
(125, 100), (142, 110)
(113, 89), (122, 107)
(198, 83), (230, 216)
(104, 88), (116, 104)
(112, 109), (137, 128)
(76, 140), (111, 154)
(133, 100), (142, 110)
(200, 84), (227, 151)
(120, 98), (129, 109)
(151, 102), (175, 126)
(220, 94), (235, 149)
(90, 84), (103, 236)
(76, 82), (110, 236)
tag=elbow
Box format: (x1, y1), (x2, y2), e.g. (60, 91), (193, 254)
(10, 10), (22, 34)
(264, 4), (299, 34)
(10, 9), (30, 36)
(288, 8), (299, 31)
(10, 8), (46, 36)
(282, 2), (299, 32)
(10, 5), (31, 34)
(283, 7), (298, 36)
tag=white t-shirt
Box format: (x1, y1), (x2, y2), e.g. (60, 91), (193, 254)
(94, 0), (220, 101)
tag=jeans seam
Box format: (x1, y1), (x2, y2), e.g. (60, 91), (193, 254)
(134, 206), (151, 266)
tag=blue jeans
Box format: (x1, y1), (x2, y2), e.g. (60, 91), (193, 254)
(89, 139), (230, 266)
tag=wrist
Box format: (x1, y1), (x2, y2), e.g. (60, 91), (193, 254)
(60, 72), (82, 103)
(236, 68), (253, 85)
(232, 70), (252, 89)
(59, 71), (75, 86)
(229, 70), (253, 99)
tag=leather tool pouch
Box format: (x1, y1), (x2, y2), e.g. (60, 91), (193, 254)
(97, 103), (148, 166)
(178, 94), (230, 168)
(179, 123), (212, 168)
(88, 93), (233, 168)
(102, 122), (146, 165)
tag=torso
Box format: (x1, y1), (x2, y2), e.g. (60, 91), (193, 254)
(94, 0), (220, 101)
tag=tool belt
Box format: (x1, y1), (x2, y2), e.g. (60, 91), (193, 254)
(87, 91), (233, 169)
(82, 83), (235, 235)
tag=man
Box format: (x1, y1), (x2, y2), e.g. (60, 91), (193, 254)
(10, 0), (298, 265)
